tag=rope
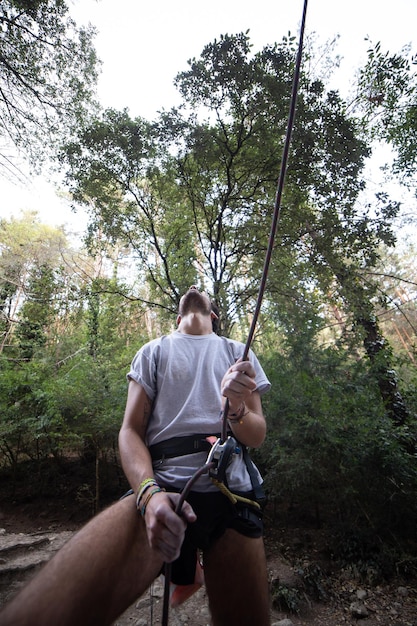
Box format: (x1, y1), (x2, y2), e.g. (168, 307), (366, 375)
(210, 478), (261, 509)
(161, 462), (215, 626)
(221, 0), (309, 441)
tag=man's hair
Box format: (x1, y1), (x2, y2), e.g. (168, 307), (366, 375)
(211, 302), (220, 334)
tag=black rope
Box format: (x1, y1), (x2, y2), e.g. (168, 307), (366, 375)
(221, 0), (309, 440)
(162, 1), (309, 622)
(161, 463), (215, 626)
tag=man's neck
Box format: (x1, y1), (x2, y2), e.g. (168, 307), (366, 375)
(177, 312), (213, 336)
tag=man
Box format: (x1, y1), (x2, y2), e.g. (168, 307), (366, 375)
(0, 286), (270, 626)
(120, 285), (271, 624)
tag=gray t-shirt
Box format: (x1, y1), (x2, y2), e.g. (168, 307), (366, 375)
(127, 330), (271, 492)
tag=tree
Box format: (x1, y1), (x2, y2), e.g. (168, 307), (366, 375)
(354, 39), (417, 232)
(15, 263), (57, 360)
(258, 341), (417, 558)
(171, 34), (414, 431)
(0, 211), (68, 355)
(60, 31), (414, 429)
(337, 40), (417, 428)
(0, 211), (144, 486)
(60, 34), (372, 334)
(61, 108), (200, 325)
(0, 0), (99, 178)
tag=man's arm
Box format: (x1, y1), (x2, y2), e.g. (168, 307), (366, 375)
(118, 378), (154, 490)
(118, 379), (196, 563)
(220, 359), (267, 448)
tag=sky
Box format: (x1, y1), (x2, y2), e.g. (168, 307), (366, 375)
(1, 0), (416, 234)
(69, 0), (416, 119)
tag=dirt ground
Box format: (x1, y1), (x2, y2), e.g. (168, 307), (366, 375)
(0, 461), (417, 625)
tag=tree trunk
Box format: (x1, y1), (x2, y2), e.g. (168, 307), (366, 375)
(356, 313), (408, 426)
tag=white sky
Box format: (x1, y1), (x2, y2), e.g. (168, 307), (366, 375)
(1, 0), (416, 232)
(69, 0), (417, 118)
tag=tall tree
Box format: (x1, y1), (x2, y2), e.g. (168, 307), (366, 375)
(164, 34), (371, 332)
(61, 34), (373, 336)
(343, 40), (417, 428)
(15, 263), (57, 360)
(61, 108), (199, 324)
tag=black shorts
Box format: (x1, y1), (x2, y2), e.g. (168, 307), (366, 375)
(171, 490), (264, 585)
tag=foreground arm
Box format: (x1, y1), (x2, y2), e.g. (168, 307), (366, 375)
(118, 379), (196, 562)
(0, 496), (161, 626)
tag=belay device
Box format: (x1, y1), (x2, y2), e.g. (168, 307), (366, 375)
(206, 436), (240, 482)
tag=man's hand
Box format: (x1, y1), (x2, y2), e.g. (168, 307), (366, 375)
(220, 359), (257, 413)
(143, 492), (196, 562)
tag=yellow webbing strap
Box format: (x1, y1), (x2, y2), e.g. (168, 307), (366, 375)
(210, 478), (261, 510)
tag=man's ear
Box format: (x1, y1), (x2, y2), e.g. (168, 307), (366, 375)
(176, 314), (181, 326)
(210, 311), (219, 320)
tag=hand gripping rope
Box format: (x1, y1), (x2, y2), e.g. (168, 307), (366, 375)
(161, 2), (309, 624)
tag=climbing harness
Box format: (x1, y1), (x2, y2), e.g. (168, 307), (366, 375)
(149, 433), (217, 462)
(150, 433), (265, 505)
(161, 2), (309, 623)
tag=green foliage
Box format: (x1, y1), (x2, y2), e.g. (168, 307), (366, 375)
(0, 357), (66, 467)
(0, 342), (131, 472)
(60, 32), (382, 341)
(61, 108), (199, 317)
(357, 40), (417, 184)
(0, 212), (70, 357)
(0, 214), (148, 475)
(0, 0), (100, 174)
(16, 264), (57, 359)
(271, 580), (302, 613)
(259, 344), (417, 550)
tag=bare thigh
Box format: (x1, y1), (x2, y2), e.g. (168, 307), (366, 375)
(203, 528), (270, 626)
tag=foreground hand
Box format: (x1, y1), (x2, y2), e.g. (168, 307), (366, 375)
(221, 359), (257, 411)
(144, 491), (196, 562)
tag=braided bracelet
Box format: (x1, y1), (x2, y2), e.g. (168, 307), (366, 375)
(136, 478), (159, 509)
(139, 486), (164, 517)
(228, 402), (249, 424)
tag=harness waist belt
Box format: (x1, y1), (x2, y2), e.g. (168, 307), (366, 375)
(149, 434), (221, 461)
(149, 433), (266, 504)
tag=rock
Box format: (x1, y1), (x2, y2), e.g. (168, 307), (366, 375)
(390, 601), (402, 615)
(397, 586), (409, 597)
(150, 577), (164, 598)
(357, 588), (367, 600)
(350, 601), (370, 618)
(272, 620), (294, 626)
(268, 559), (300, 590)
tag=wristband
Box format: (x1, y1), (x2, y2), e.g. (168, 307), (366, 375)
(136, 478), (159, 509)
(228, 402), (245, 423)
(139, 486), (164, 517)
(228, 402), (250, 424)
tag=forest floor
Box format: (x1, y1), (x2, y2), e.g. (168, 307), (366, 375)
(0, 459), (416, 625)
